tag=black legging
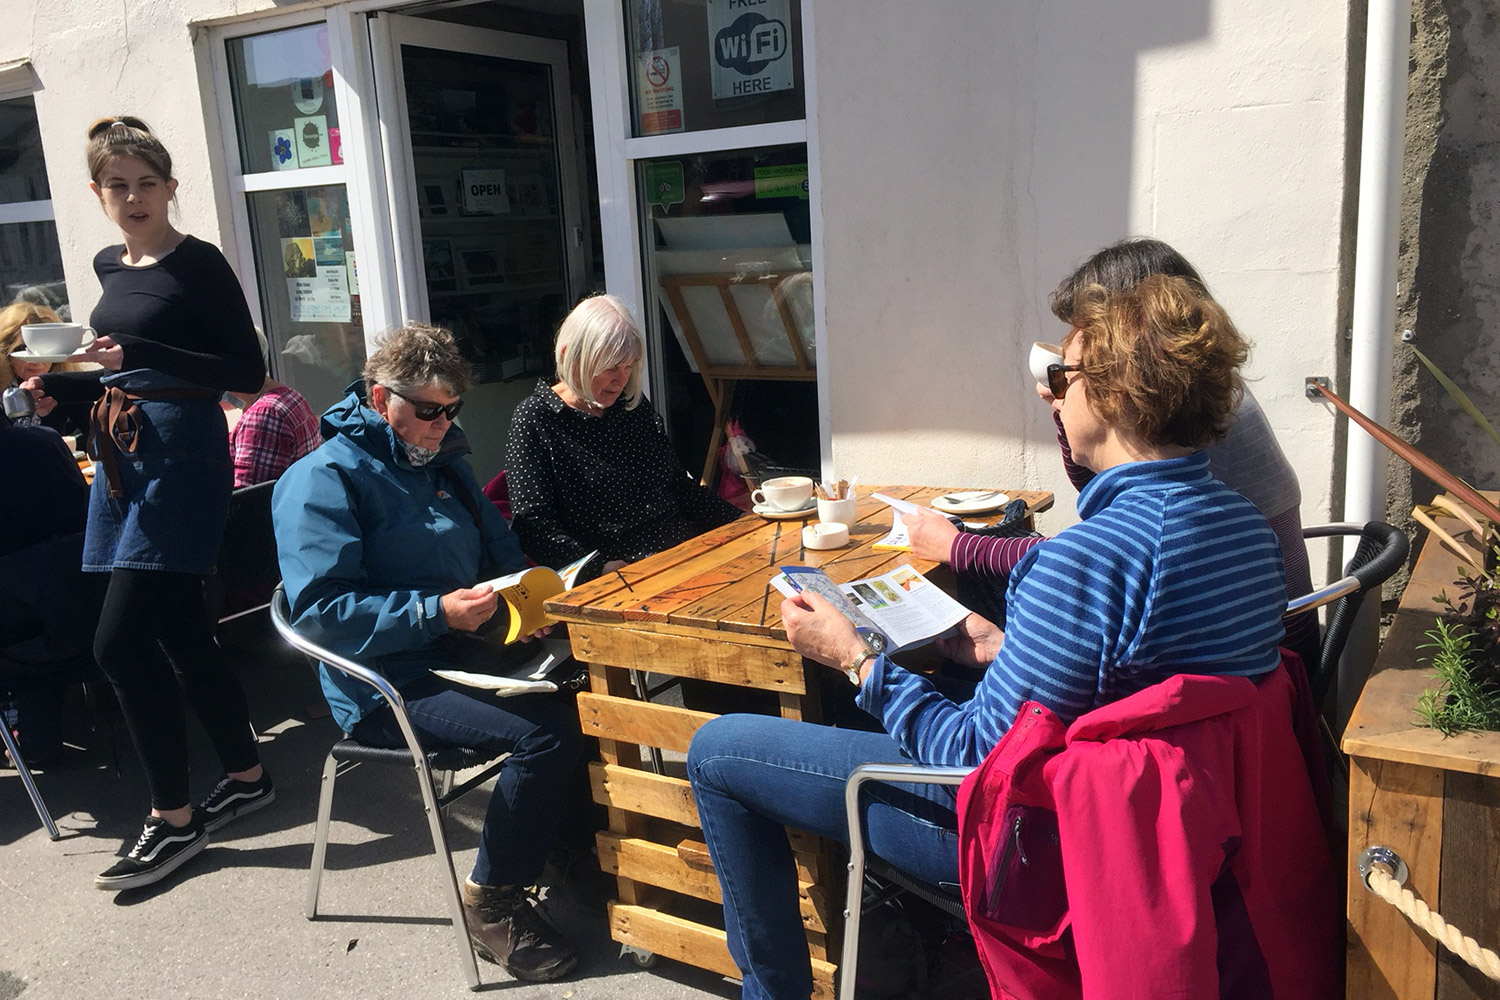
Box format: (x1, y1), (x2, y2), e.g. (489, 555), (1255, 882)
(93, 568), (259, 811)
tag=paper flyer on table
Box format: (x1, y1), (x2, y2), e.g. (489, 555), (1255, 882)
(771, 563), (968, 652)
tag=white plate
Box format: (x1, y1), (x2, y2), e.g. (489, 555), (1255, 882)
(11, 333), (97, 364)
(930, 490), (1010, 515)
(753, 500), (817, 521)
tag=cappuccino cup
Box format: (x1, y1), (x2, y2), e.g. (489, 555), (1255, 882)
(21, 323), (93, 357)
(752, 476), (815, 512)
(1028, 341), (1064, 388)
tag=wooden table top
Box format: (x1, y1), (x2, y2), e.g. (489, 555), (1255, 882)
(546, 485), (1053, 643)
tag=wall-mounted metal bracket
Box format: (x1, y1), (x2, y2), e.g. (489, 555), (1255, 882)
(1305, 376), (1331, 400)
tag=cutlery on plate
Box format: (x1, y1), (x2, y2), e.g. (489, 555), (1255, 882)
(939, 490), (1001, 504)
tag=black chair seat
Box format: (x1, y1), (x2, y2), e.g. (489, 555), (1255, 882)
(330, 738), (497, 773)
(867, 856), (965, 922)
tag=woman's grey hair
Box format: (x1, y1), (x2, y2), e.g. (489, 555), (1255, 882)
(554, 293), (644, 410)
(363, 323), (471, 398)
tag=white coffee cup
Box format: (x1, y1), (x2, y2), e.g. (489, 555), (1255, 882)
(817, 494), (858, 529)
(1028, 341), (1064, 388)
(752, 475), (815, 511)
(21, 322), (93, 357)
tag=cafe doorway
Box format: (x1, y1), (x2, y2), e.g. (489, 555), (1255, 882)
(371, 3), (601, 478)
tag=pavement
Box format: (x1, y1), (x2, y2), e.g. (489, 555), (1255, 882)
(0, 615), (739, 1000)
(2, 616), (988, 1000)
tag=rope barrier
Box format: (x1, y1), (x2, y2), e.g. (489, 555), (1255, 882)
(1358, 846), (1500, 982)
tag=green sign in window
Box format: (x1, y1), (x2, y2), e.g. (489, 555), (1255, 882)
(754, 163), (808, 200)
(644, 160), (685, 209)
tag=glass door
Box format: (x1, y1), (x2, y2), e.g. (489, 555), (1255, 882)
(372, 13), (585, 476)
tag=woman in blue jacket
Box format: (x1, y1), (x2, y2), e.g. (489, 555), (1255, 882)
(273, 323), (582, 983)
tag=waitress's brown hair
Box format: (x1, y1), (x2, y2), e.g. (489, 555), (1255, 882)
(85, 116), (173, 183)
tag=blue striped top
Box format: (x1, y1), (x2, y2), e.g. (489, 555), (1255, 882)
(857, 452), (1287, 768)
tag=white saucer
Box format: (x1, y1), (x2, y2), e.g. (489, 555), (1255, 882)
(753, 500), (817, 521)
(930, 490), (1010, 515)
(12, 333), (96, 364)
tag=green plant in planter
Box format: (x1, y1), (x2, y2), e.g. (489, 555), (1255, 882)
(1416, 562), (1500, 735)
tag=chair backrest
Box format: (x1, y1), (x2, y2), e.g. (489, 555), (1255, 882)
(215, 478), (281, 622)
(269, 584), (407, 712)
(1285, 521), (1410, 709)
(481, 470), (511, 521)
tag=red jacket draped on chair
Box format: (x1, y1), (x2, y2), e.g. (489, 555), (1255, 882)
(955, 658), (1342, 1000)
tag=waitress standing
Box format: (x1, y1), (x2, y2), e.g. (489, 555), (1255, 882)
(24, 117), (274, 890)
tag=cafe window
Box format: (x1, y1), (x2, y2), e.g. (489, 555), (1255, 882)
(625, 0), (804, 137)
(0, 95), (69, 317)
(638, 143), (818, 482)
(225, 21), (365, 413)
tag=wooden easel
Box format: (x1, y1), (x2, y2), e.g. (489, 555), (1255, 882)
(658, 270), (816, 486)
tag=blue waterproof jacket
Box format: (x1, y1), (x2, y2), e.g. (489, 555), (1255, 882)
(272, 387), (526, 731)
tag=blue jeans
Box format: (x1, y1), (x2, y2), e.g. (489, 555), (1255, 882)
(351, 677), (582, 886)
(687, 714), (961, 1000)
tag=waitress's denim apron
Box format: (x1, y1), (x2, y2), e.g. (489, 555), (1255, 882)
(83, 371), (232, 575)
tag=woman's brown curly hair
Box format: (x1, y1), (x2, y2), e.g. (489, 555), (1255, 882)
(1068, 274), (1247, 450)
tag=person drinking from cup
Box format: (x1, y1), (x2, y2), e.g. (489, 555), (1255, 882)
(505, 293), (742, 583)
(686, 273), (1330, 1000)
(903, 237), (1318, 668)
(21, 117), (271, 890)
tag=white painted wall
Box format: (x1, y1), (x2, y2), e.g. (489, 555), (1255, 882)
(810, 1), (1349, 537)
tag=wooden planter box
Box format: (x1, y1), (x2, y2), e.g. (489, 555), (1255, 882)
(1343, 518), (1500, 1000)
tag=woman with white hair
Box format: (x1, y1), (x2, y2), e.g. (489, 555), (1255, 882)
(505, 293), (741, 582)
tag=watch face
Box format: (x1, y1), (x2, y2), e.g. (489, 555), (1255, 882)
(859, 628), (888, 654)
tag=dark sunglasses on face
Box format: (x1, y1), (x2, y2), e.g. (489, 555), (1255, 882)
(386, 385), (464, 421)
(1046, 363), (1085, 400)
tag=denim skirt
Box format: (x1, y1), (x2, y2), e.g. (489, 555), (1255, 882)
(83, 397), (233, 575)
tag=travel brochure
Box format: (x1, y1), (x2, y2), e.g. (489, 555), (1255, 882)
(771, 564), (969, 653)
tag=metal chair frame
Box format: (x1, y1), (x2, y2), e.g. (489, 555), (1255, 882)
(270, 584), (517, 990)
(835, 519), (1409, 1000)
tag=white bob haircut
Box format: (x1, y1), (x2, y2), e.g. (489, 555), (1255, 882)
(554, 293), (644, 410)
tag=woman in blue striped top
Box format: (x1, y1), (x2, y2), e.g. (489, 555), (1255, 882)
(687, 273), (1289, 1000)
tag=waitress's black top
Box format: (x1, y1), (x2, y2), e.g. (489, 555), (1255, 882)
(504, 379), (742, 578)
(39, 236), (264, 573)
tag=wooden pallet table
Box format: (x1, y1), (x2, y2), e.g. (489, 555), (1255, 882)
(546, 485), (1053, 997)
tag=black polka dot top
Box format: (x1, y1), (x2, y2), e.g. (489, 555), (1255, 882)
(504, 379), (742, 581)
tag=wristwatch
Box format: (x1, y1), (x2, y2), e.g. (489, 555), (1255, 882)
(844, 628), (888, 686)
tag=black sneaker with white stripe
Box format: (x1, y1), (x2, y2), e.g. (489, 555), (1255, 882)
(95, 815), (209, 890)
(198, 770), (275, 832)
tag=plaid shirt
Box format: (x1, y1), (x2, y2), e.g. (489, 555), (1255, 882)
(229, 384), (320, 487)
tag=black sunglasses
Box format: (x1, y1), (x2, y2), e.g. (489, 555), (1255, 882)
(385, 385), (464, 422)
(1046, 363), (1085, 400)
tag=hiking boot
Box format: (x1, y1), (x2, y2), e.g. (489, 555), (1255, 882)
(461, 879), (579, 982)
(95, 815), (209, 890)
(198, 769), (275, 832)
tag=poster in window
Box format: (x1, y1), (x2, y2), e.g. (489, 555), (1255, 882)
(637, 47), (684, 135)
(288, 266), (352, 323)
(294, 115), (333, 168)
(707, 0), (793, 100)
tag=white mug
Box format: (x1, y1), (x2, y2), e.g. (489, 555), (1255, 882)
(21, 322), (94, 357)
(1028, 341), (1064, 388)
(752, 475), (815, 511)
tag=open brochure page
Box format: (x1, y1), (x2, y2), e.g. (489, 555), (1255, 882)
(773, 564), (969, 652)
(431, 637), (574, 696)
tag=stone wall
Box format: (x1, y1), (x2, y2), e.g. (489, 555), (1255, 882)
(1398, 0), (1500, 530)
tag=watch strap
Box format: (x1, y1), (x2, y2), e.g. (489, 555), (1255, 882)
(844, 647), (877, 686)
